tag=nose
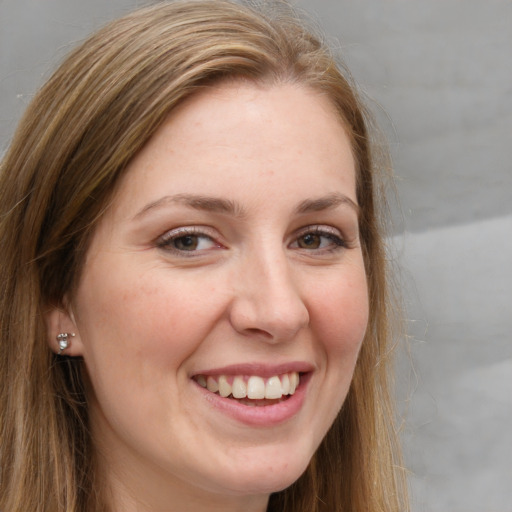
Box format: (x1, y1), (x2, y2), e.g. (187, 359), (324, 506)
(228, 247), (310, 342)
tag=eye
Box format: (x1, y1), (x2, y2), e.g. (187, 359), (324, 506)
(290, 226), (346, 252)
(157, 227), (222, 254)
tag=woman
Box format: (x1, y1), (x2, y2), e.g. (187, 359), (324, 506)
(0, 1), (408, 511)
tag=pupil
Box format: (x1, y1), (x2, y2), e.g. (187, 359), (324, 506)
(175, 235), (198, 250)
(300, 234), (320, 249)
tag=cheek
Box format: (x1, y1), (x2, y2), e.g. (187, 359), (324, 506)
(311, 266), (369, 360)
(73, 265), (225, 435)
(301, 265), (368, 447)
(75, 263), (223, 369)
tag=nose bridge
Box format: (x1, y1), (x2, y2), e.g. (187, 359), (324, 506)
(230, 239), (309, 341)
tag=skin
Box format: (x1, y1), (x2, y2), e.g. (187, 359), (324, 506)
(48, 81), (369, 512)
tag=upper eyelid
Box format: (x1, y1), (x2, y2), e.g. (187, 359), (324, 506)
(158, 225), (217, 241)
(156, 223), (350, 248)
(158, 224), (342, 237)
(295, 224), (341, 233)
(292, 224), (345, 239)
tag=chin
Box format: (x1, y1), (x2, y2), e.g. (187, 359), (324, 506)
(213, 450), (312, 496)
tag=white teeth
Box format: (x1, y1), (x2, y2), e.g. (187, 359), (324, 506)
(206, 376), (219, 393)
(232, 376), (247, 399)
(247, 376), (265, 399)
(197, 371), (301, 402)
(281, 373), (290, 395)
(290, 372), (299, 394)
(218, 375), (231, 398)
(265, 376), (283, 399)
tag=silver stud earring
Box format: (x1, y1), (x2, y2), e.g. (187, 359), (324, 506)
(56, 332), (75, 355)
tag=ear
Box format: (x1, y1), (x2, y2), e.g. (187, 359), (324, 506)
(45, 301), (85, 357)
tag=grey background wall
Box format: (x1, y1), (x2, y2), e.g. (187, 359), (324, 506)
(1, 1), (511, 510)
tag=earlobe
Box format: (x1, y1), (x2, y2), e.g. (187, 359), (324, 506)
(45, 303), (84, 357)
(56, 332), (75, 355)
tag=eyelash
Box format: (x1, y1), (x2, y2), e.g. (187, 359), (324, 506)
(156, 225), (346, 256)
(291, 226), (347, 253)
(157, 226), (221, 255)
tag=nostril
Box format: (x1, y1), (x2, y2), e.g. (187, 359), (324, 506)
(244, 327), (273, 338)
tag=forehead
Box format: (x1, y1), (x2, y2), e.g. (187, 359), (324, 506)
(109, 81), (357, 220)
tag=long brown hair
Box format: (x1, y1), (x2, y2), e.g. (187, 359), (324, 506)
(0, 1), (408, 510)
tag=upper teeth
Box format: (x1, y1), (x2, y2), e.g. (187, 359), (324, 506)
(195, 372), (300, 400)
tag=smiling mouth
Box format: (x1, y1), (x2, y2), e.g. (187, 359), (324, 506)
(194, 372), (300, 405)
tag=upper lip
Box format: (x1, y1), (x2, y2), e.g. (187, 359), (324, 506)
(191, 361), (315, 379)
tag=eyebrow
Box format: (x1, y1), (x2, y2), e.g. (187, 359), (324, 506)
(133, 191), (359, 220)
(294, 193), (359, 216)
(133, 193), (247, 220)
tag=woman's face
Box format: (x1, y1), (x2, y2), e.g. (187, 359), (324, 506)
(51, 82), (369, 509)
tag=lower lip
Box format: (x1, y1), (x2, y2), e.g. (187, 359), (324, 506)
(195, 373), (311, 427)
